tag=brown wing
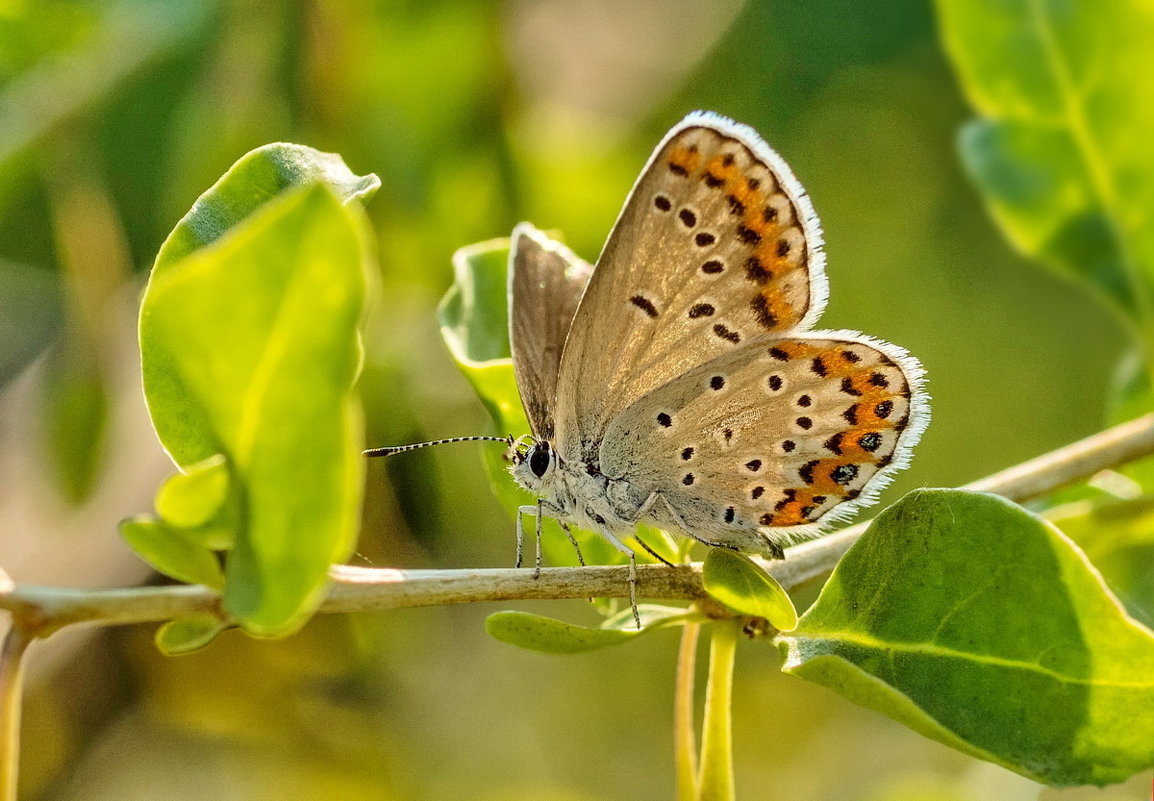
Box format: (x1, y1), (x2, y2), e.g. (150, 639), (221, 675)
(509, 223), (592, 439)
(552, 112), (827, 463)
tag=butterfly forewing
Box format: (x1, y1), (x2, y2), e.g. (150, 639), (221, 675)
(554, 113), (826, 462)
(598, 334), (926, 553)
(509, 224), (593, 439)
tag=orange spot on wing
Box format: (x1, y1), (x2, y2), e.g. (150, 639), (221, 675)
(773, 341), (821, 360)
(838, 429), (887, 460)
(852, 396), (901, 428)
(841, 370), (890, 400)
(706, 155), (740, 181)
(803, 458), (860, 495)
(757, 286), (796, 328)
(767, 489), (826, 526)
(668, 145), (701, 175)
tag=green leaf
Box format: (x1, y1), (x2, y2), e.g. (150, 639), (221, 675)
(938, 0), (1154, 334)
(703, 549), (798, 631)
(153, 143), (379, 274)
(438, 237), (513, 366)
(485, 605), (692, 654)
(119, 515), (225, 589)
(155, 453), (230, 529)
(140, 184), (370, 636)
(156, 615), (228, 656)
(779, 489), (1154, 786)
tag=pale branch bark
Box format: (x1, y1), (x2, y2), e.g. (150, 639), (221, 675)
(3, 413), (1154, 635)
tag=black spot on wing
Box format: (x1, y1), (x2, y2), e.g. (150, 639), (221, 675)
(712, 324), (741, 344)
(630, 295), (658, 318)
(736, 225), (761, 244)
(745, 256), (772, 284)
(831, 464), (859, 485)
(750, 296), (777, 329)
(799, 461), (818, 484)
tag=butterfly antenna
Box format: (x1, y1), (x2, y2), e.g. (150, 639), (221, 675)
(363, 435), (513, 458)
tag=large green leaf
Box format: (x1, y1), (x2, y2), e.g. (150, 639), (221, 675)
(144, 145), (378, 467)
(938, 0), (1154, 335)
(140, 183), (370, 635)
(779, 489), (1154, 787)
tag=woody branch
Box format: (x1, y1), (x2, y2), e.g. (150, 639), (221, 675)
(3, 413), (1154, 635)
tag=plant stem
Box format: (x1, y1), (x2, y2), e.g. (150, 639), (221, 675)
(675, 621), (701, 801)
(697, 618), (739, 801)
(3, 412), (1154, 633)
(0, 628), (30, 801)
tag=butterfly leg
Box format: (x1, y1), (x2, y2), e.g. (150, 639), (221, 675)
(596, 529), (641, 629)
(633, 534), (675, 567)
(557, 520), (586, 566)
(515, 505), (539, 569)
(534, 498), (544, 579)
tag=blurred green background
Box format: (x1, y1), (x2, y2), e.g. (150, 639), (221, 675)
(0, 1), (1143, 799)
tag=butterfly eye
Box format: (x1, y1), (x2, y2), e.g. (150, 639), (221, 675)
(529, 444), (552, 478)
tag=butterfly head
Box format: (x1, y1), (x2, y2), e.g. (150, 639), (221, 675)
(508, 437), (559, 491)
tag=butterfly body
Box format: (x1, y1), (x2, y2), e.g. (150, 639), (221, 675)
(510, 436), (773, 559)
(506, 111), (928, 575)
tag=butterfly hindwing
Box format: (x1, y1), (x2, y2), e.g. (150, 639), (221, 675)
(598, 333), (927, 552)
(553, 112), (827, 462)
(509, 224), (592, 439)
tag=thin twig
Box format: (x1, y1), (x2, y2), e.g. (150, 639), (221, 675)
(0, 627), (30, 801)
(697, 618), (739, 801)
(675, 621), (701, 801)
(2, 413), (1154, 634)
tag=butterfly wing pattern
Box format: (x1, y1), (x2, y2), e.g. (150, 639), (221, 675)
(510, 110), (927, 560)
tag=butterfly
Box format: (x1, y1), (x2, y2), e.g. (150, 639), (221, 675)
(372, 111), (928, 626)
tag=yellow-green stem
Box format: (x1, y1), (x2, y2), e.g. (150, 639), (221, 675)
(675, 621), (701, 801)
(697, 619), (739, 801)
(0, 628), (30, 801)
